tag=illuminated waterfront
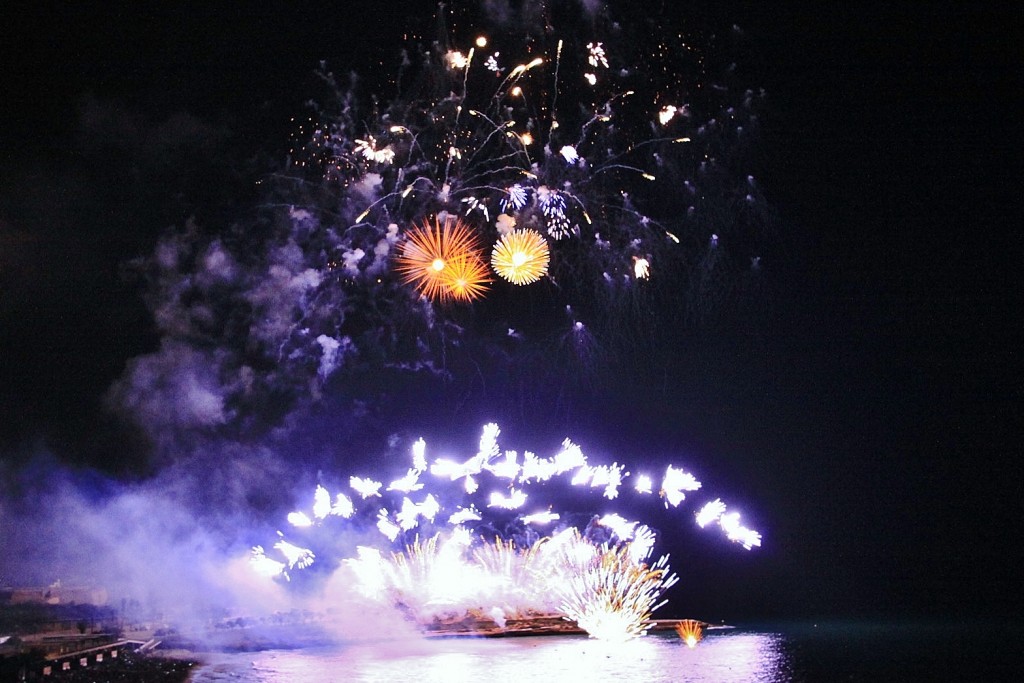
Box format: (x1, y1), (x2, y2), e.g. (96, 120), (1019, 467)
(186, 621), (1022, 682)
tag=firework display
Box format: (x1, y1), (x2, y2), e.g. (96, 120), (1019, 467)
(294, 21), (769, 303)
(111, 3), (773, 446)
(92, 2), (775, 647)
(253, 424), (760, 641)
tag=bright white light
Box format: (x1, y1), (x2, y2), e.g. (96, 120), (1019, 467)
(376, 509), (400, 541)
(250, 546), (285, 578)
(331, 492), (354, 518)
(488, 489), (528, 509)
(719, 512), (762, 550)
(430, 458), (461, 478)
(419, 493), (440, 522)
(572, 462), (626, 499)
(661, 465), (701, 507)
(312, 485), (332, 520)
(633, 257), (650, 279)
(446, 50), (469, 69)
(273, 539), (315, 570)
(485, 450), (521, 480)
(599, 513), (637, 540)
(350, 476), (383, 498)
(586, 42), (609, 69)
(257, 423), (762, 633)
(412, 437), (427, 471)
(658, 105), (678, 126)
(388, 468), (424, 493)
(520, 450), (558, 482)
(628, 526), (657, 564)
(479, 423), (501, 459)
(448, 506), (482, 525)
(553, 438), (587, 473)
(287, 511), (313, 528)
(354, 136), (395, 164)
(345, 546), (386, 599)
(560, 145), (580, 164)
(696, 499), (727, 528)
(522, 510), (560, 525)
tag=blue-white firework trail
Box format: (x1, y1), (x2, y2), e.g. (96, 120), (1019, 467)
(253, 423), (761, 640)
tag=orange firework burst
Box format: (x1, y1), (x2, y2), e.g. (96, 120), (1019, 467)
(675, 619), (704, 648)
(444, 254), (492, 302)
(396, 216), (490, 301)
(491, 229), (550, 285)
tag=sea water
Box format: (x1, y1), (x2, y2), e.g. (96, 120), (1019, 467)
(187, 621), (1021, 682)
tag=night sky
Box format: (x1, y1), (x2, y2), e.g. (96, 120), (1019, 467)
(1, 1), (1020, 625)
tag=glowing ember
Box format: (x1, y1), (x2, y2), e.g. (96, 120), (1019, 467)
(491, 229), (550, 285)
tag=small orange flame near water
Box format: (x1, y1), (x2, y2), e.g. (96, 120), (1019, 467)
(675, 619), (703, 648)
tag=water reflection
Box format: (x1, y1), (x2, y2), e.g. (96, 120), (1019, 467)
(191, 630), (791, 683)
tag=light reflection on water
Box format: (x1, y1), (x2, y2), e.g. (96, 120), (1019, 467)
(189, 630), (790, 683)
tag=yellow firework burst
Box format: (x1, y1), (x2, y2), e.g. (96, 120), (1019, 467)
(395, 216), (490, 301)
(490, 229), (550, 285)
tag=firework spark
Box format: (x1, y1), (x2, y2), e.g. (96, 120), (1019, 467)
(491, 229), (551, 285)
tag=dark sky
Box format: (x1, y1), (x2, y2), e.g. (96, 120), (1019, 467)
(1, 1), (1020, 624)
